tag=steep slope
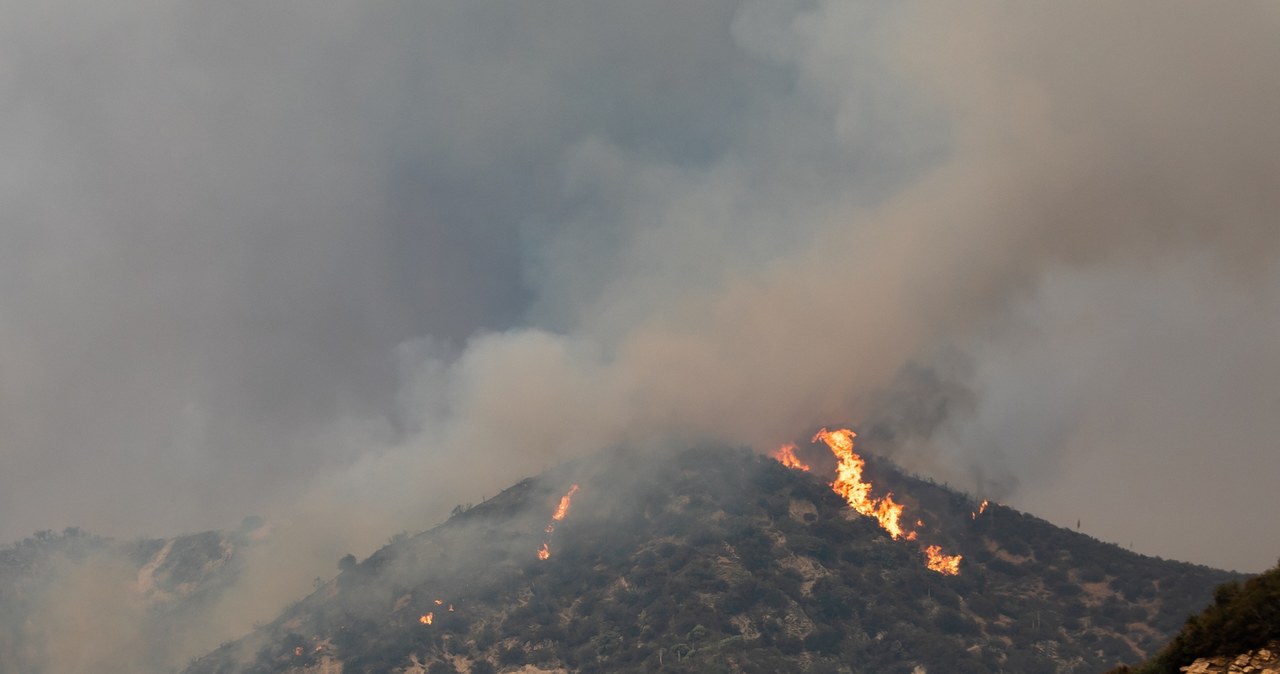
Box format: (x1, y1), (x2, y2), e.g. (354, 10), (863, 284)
(0, 521), (263, 673)
(184, 445), (1242, 674)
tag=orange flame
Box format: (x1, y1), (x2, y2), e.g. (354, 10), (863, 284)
(972, 498), (990, 519)
(537, 484), (580, 560)
(925, 545), (962, 575)
(294, 646), (304, 657)
(772, 443), (811, 471)
(813, 428), (909, 540)
(419, 613), (434, 625)
(434, 599), (444, 605)
(807, 427), (962, 575)
(552, 484), (580, 521)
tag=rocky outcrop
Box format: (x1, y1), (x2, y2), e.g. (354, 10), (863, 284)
(1181, 642), (1279, 674)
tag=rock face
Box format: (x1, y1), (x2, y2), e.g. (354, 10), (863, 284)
(1181, 642), (1280, 674)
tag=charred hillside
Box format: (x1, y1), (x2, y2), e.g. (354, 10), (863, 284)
(184, 445), (1241, 674)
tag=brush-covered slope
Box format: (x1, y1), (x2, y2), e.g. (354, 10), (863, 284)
(1106, 561), (1280, 674)
(0, 521), (263, 673)
(184, 445), (1241, 674)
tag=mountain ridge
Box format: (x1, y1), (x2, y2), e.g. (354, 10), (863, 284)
(181, 443), (1243, 674)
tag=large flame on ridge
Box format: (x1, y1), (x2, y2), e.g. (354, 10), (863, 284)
(779, 427), (963, 575)
(419, 613), (434, 625)
(813, 428), (912, 541)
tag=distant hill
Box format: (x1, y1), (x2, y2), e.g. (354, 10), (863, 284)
(182, 443), (1243, 674)
(1105, 561), (1280, 674)
(0, 521), (262, 673)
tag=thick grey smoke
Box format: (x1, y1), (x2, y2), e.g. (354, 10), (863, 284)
(369, 0), (1280, 572)
(1, 3), (1278, 667)
(0, 1), (772, 539)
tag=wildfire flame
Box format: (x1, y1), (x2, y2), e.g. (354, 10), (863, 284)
(434, 599), (444, 605)
(419, 613), (434, 625)
(537, 484), (580, 560)
(784, 427), (962, 575)
(552, 484), (580, 521)
(925, 545), (962, 575)
(294, 646), (304, 657)
(813, 428), (910, 541)
(772, 443), (811, 471)
(972, 498), (989, 519)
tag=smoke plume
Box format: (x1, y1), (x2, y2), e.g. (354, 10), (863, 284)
(2, 1), (1279, 669)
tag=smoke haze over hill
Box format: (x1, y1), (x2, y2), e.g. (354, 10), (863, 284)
(1, 0), (1277, 591)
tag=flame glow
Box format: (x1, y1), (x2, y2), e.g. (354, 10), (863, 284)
(419, 613), (434, 625)
(538, 484), (581, 559)
(925, 545), (962, 575)
(772, 443), (811, 471)
(972, 498), (989, 519)
(813, 428), (910, 540)
(552, 484), (580, 521)
(785, 427), (962, 575)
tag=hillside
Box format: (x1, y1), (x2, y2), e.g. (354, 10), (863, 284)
(1106, 561), (1280, 674)
(0, 521), (263, 673)
(180, 442), (1243, 674)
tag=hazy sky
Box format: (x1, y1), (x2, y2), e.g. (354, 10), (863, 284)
(1, 1), (1277, 573)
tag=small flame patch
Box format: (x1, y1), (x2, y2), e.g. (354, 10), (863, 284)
(925, 545), (962, 575)
(773, 443), (811, 471)
(552, 484), (580, 522)
(537, 484), (580, 560)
